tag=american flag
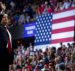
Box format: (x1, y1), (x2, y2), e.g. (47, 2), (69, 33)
(34, 7), (75, 50)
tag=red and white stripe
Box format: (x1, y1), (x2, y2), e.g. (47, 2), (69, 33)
(51, 7), (75, 44)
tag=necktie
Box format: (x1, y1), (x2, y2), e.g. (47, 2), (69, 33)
(8, 37), (12, 53)
(6, 27), (12, 53)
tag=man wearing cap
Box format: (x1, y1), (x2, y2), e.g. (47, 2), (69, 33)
(0, 2), (13, 71)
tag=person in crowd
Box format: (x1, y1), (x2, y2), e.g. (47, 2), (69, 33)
(59, 2), (64, 10)
(63, 0), (71, 9)
(18, 12), (25, 25)
(71, 0), (75, 7)
(37, 4), (45, 15)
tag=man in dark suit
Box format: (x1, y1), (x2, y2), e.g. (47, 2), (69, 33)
(0, 2), (13, 71)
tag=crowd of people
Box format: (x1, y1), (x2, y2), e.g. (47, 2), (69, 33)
(9, 42), (75, 71)
(0, 0), (75, 26)
(54, 0), (75, 11)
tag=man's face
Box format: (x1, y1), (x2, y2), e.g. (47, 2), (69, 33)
(1, 14), (10, 26)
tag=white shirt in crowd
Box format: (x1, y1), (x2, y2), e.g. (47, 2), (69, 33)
(63, 2), (71, 9)
(71, 0), (75, 7)
(18, 14), (25, 24)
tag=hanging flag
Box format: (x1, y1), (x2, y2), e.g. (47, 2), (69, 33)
(34, 7), (75, 50)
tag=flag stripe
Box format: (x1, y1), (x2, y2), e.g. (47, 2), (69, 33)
(52, 8), (75, 45)
(52, 16), (75, 24)
(52, 37), (74, 44)
(52, 31), (74, 40)
(53, 9), (75, 20)
(52, 26), (74, 34)
(52, 20), (74, 30)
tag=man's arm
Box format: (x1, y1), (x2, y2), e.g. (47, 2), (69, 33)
(0, 27), (7, 48)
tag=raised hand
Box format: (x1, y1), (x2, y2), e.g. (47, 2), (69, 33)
(0, 2), (6, 12)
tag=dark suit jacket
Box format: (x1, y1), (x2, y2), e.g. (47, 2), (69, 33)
(0, 24), (13, 67)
